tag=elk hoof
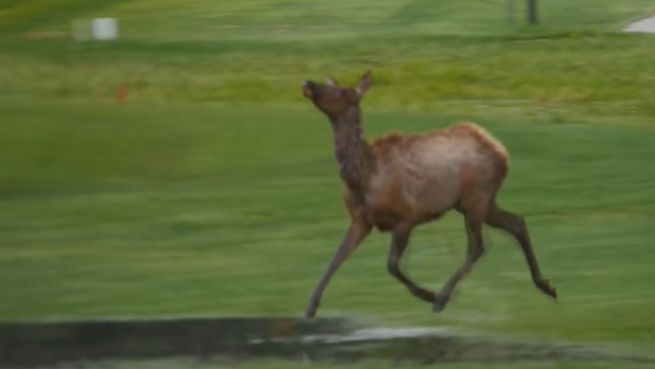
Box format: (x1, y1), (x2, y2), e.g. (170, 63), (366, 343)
(538, 279), (558, 299)
(304, 300), (320, 319)
(432, 294), (450, 312)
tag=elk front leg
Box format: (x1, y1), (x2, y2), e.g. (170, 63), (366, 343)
(387, 227), (436, 303)
(305, 222), (371, 318)
(434, 215), (485, 312)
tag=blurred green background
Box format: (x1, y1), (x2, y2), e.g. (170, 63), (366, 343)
(1, 1), (654, 368)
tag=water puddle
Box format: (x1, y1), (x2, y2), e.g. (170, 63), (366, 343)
(0, 317), (652, 367)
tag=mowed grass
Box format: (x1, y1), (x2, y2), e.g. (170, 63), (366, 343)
(2, 34), (654, 128)
(1, 99), (654, 347)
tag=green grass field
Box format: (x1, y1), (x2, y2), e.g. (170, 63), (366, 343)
(1, 1), (655, 368)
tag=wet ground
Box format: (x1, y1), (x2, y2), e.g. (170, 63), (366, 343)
(1, 317), (653, 367)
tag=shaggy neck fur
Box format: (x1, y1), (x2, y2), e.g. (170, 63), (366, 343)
(329, 107), (374, 194)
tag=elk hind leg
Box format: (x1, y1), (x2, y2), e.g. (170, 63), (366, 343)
(485, 204), (557, 299)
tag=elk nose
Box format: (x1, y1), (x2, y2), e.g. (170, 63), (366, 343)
(302, 80), (314, 98)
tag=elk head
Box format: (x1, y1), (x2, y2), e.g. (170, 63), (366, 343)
(302, 71), (372, 120)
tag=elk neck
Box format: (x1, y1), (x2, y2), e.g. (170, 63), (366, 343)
(328, 106), (374, 194)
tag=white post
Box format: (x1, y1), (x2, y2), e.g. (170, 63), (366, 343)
(92, 18), (119, 41)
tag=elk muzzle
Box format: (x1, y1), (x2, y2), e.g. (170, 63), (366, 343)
(302, 80), (315, 98)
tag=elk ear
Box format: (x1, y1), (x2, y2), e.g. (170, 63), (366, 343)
(356, 71), (372, 97)
(326, 75), (339, 86)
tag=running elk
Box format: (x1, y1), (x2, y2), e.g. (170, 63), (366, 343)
(301, 72), (557, 318)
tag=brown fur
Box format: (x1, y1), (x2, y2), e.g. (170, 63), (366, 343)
(302, 72), (556, 318)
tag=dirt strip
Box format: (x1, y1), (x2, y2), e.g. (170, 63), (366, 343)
(625, 16), (655, 33)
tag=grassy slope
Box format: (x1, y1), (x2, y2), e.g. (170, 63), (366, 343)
(1, 1), (654, 120)
(0, 0), (654, 363)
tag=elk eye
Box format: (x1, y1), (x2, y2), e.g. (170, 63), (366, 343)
(342, 89), (358, 103)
